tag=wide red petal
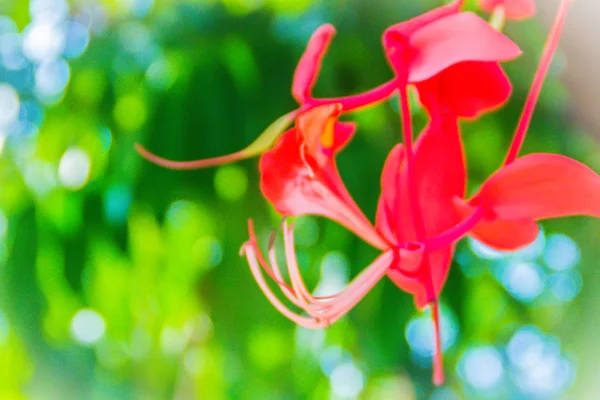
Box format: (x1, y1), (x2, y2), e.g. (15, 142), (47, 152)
(480, 0), (536, 20)
(259, 130), (388, 250)
(416, 62), (512, 119)
(471, 153), (600, 221)
(292, 24), (336, 103)
(408, 12), (521, 82)
(454, 198), (539, 251)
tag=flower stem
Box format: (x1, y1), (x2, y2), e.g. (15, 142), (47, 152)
(399, 84), (445, 384)
(504, 0), (571, 165)
(398, 84), (427, 240)
(425, 206), (485, 250)
(431, 302), (445, 386)
(309, 78), (401, 112)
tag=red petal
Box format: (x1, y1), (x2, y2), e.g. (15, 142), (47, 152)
(480, 0), (536, 20)
(454, 198), (539, 251)
(375, 144), (405, 245)
(416, 62), (512, 118)
(408, 12), (521, 82)
(292, 24), (336, 103)
(383, 1), (460, 43)
(259, 130), (387, 250)
(406, 114), (467, 240)
(471, 153), (600, 221)
(376, 114), (466, 243)
(296, 103), (355, 165)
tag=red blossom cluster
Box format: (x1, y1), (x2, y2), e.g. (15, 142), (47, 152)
(136, 0), (596, 384)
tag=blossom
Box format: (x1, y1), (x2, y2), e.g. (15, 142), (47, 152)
(479, 0), (537, 20)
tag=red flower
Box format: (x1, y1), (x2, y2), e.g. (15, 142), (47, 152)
(479, 0), (536, 20)
(138, 0), (589, 387)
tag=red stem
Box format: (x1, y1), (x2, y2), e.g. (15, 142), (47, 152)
(503, 0), (571, 165)
(425, 206), (485, 251)
(431, 302), (445, 386)
(398, 84), (445, 384)
(308, 78), (401, 112)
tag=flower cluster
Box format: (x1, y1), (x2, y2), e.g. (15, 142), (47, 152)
(136, 0), (596, 384)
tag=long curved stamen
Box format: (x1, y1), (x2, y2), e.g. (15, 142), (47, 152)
(242, 243), (327, 329)
(247, 221), (301, 304)
(425, 206), (486, 250)
(282, 222), (394, 321)
(504, 0), (572, 165)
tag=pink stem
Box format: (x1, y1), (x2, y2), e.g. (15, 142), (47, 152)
(431, 302), (445, 386)
(425, 206), (485, 250)
(503, 0), (571, 165)
(399, 84), (446, 384)
(308, 78), (401, 112)
(135, 144), (248, 170)
(398, 85), (427, 241)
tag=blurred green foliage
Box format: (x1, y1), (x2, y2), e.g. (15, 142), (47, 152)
(0, 0), (599, 399)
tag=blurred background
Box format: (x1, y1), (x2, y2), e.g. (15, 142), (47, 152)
(1, 0), (599, 399)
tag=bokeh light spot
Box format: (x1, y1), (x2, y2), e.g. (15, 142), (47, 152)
(214, 165), (248, 202)
(459, 346), (504, 392)
(406, 306), (459, 359)
(113, 93), (147, 132)
(0, 84), (20, 128)
(543, 233), (580, 272)
(22, 21), (65, 62)
(330, 362), (365, 398)
(58, 147), (91, 190)
(501, 261), (545, 302)
(35, 57), (71, 99)
(70, 309), (106, 346)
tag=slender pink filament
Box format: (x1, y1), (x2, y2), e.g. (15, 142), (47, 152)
(242, 243), (327, 329)
(282, 222), (394, 321)
(504, 0), (571, 165)
(243, 220), (397, 328)
(425, 206), (486, 250)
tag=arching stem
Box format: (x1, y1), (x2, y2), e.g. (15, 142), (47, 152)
(504, 0), (572, 165)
